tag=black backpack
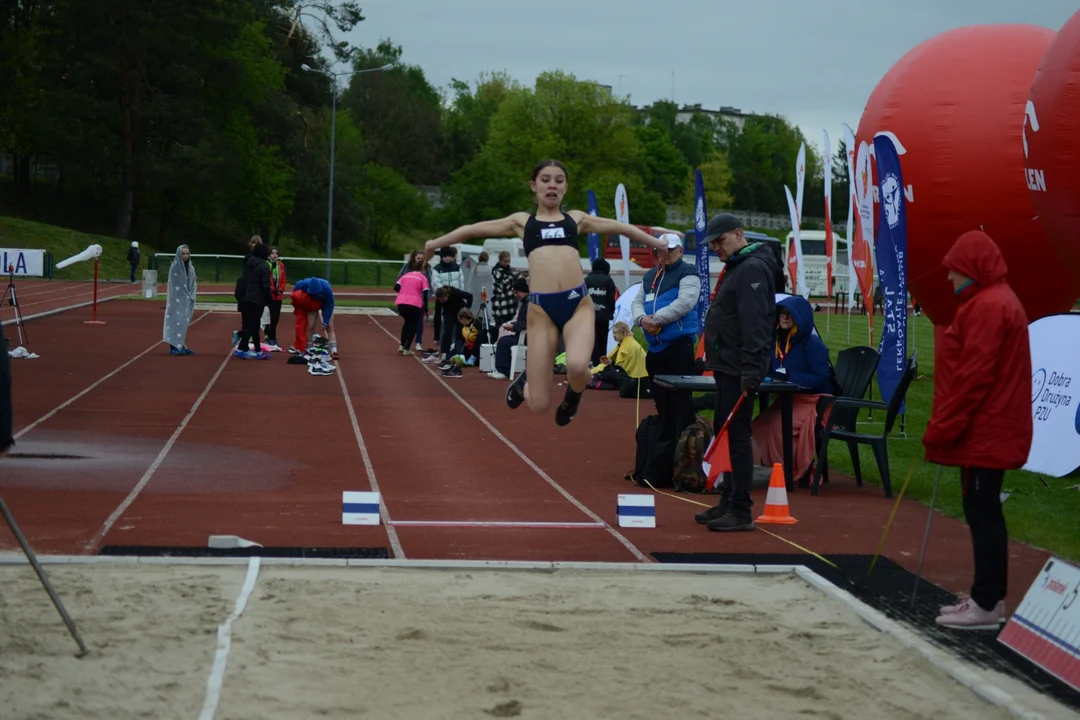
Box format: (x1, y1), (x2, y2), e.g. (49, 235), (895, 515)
(625, 414), (675, 489)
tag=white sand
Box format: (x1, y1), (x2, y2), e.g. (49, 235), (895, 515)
(0, 562), (1074, 720)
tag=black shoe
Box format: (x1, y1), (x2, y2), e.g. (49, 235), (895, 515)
(694, 501), (729, 525)
(554, 387), (583, 426)
(506, 370), (527, 409)
(706, 511), (755, 532)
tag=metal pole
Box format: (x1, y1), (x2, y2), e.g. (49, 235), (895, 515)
(326, 78), (337, 281)
(912, 464), (944, 608)
(0, 494), (89, 656)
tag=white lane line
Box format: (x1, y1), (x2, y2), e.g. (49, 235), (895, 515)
(197, 557), (261, 720)
(84, 340), (235, 553)
(390, 520), (606, 529)
(368, 317), (650, 564)
(13, 311), (212, 440)
(0, 285), (136, 327)
(335, 366), (406, 559)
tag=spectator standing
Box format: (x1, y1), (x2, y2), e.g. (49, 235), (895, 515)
(632, 234), (701, 439)
(695, 213), (778, 532)
(925, 230), (1032, 630)
(585, 257), (619, 366)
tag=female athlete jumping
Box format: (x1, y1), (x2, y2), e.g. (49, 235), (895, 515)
(425, 159), (670, 426)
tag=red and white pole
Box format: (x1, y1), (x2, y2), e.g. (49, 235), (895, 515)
(84, 258), (105, 325)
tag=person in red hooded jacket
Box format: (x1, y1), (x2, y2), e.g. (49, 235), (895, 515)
(924, 230), (1032, 631)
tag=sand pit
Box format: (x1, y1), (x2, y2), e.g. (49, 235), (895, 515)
(0, 560), (1073, 719)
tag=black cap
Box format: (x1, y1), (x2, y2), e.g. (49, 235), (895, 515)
(703, 213), (743, 244)
(512, 278), (529, 293)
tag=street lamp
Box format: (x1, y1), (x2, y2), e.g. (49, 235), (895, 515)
(301, 62), (394, 278)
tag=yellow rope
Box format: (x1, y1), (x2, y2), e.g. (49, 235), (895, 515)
(638, 477), (844, 574)
(865, 453), (920, 580)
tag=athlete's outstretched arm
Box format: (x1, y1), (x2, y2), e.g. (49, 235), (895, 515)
(571, 212), (674, 251)
(425, 214), (527, 260)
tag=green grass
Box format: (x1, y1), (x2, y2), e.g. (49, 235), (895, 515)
(676, 313), (1080, 563)
(0, 216), (159, 283)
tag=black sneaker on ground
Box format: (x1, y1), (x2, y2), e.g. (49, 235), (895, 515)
(442, 366), (462, 379)
(706, 511), (755, 532)
(694, 501), (729, 525)
(506, 370), (527, 409)
(554, 386), (583, 427)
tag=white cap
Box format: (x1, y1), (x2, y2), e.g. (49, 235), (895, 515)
(659, 233), (682, 250)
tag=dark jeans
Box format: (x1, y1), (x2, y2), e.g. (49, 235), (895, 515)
(398, 304), (422, 348)
(645, 335), (696, 441)
(239, 301), (263, 352)
(265, 299), (282, 343)
(439, 304), (461, 356)
(961, 467), (1008, 610)
(495, 334), (520, 376)
(129, 263), (138, 283)
(714, 372), (755, 517)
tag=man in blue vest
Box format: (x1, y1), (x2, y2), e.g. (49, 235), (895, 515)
(632, 233), (701, 442)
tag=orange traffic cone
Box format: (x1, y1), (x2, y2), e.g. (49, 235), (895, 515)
(756, 463), (798, 525)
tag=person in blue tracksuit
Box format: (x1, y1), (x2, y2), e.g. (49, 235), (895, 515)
(632, 233), (701, 440)
(294, 277), (337, 358)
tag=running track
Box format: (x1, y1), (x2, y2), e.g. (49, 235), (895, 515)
(0, 300), (1050, 601)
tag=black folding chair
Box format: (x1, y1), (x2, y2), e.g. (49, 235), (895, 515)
(811, 355), (917, 498)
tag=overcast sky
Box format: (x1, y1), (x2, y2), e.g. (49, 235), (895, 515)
(328, 1), (1076, 160)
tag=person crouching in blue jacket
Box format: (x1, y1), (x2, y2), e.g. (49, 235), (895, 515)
(751, 294), (834, 485)
(294, 277), (337, 359)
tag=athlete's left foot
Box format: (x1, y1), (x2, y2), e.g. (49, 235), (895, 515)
(555, 386), (583, 426)
(506, 370), (527, 409)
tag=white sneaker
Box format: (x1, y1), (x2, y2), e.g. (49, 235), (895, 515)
(415, 343), (423, 351)
(488, 371), (507, 380)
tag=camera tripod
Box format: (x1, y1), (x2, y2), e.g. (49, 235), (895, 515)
(1, 269), (28, 348)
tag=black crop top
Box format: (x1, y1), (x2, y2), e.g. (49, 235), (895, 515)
(523, 213), (579, 257)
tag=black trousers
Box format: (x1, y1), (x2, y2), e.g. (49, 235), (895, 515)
(961, 467), (1008, 610)
(495, 334), (520, 376)
(714, 372), (755, 517)
(592, 314), (612, 366)
(398, 304), (422, 348)
(645, 335), (696, 441)
(439, 304), (461, 356)
(238, 301), (263, 352)
(265, 299), (282, 343)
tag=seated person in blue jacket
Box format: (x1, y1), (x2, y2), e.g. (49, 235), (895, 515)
(294, 277), (337, 359)
(751, 294), (834, 484)
(488, 277), (530, 380)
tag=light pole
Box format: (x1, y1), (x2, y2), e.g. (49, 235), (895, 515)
(301, 62), (393, 278)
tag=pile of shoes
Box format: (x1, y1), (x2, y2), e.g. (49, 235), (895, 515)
(305, 341), (336, 376)
(285, 336), (337, 376)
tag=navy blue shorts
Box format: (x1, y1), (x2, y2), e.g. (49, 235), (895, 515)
(530, 283), (589, 332)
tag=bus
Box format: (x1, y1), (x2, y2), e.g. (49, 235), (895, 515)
(783, 230), (851, 297)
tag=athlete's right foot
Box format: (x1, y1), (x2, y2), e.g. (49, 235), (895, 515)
(506, 370), (527, 410)
(554, 386), (583, 427)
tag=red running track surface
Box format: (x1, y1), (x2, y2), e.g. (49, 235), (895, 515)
(0, 300), (1051, 603)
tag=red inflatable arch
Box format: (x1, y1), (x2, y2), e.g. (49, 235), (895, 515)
(856, 24), (1080, 327)
(1026, 9), (1080, 282)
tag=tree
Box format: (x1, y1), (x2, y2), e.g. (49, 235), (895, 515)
(635, 123), (690, 203)
(678, 154), (734, 216)
(339, 39), (445, 185)
(441, 71), (520, 176)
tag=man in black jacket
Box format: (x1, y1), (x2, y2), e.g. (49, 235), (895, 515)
(696, 213), (778, 532)
(237, 242), (272, 359)
(584, 258), (618, 366)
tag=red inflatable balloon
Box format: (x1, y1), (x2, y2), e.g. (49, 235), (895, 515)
(856, 25), (1080, 327)
(1026, 9), (1080, 282)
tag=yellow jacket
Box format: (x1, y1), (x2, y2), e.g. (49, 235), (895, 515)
(592, 336), (648, 379)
